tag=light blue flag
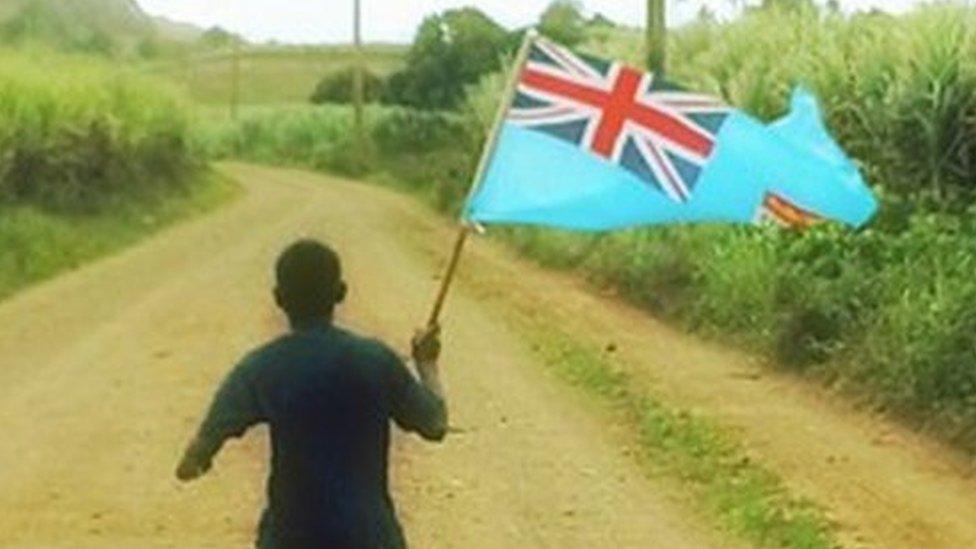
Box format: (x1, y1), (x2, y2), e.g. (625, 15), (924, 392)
(463, 38), (877, 231)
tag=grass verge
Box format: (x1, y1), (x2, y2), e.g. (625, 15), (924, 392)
(508, 314), (838, 548)
(0, 171), (238, 301)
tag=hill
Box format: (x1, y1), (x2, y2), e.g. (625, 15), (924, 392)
(0, 0), (203, 55)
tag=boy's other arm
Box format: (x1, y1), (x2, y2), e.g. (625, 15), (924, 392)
(176, 357), (265, 482)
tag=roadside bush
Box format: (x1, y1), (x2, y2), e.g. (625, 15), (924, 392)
(314, 134), (375, 178)
(372, 110), (468, 154)
(197, 105), (359, 166)
(500, 209), (976, 449)
(197, 104), (474, 209)
(309, 66), (384, 105)
(0, 49), (196, 211)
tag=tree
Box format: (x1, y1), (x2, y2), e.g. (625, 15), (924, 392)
(588, 13), (615, 29)
(538, 0), (587, 46)
(199, 26), (242, 49)
(383, 8), (513, 110)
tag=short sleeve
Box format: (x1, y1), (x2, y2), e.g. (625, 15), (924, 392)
(195, 353), (267, 458)
(380, 344), (447, 441)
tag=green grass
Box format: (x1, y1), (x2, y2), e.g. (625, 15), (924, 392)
(516, 319), (836, 548)
(0, 48), (198, 210)
(153, 45), (406, 106)
(500, 213), (976, 449)
(193, 103), (475, 210)
(194, 103), (362, 159)
(0, 171), (237, 301)
(0, 46), (231, 301)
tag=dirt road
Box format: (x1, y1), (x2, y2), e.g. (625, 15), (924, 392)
(0, 164), (719, 548)
(2, 164), (976, 548)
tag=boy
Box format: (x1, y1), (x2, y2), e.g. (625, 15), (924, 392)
(176, 239), (447, 548)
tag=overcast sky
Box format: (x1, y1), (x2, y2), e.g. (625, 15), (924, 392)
(137, 0), (928, 44)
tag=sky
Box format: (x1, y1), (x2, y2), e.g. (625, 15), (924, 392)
(137, 0), (927, 45)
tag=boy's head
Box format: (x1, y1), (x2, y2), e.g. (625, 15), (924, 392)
(274, 240), (347, 324)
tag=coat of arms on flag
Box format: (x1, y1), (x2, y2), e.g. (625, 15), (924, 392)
(462, 32), (878, 232)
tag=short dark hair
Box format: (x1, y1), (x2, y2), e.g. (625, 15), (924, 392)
(275, 239), (342, 320)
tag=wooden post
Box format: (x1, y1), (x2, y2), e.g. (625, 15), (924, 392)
(230, 41), (242, 120)
(424, 30), (538, 329)
(352, 0), (365, 135)
(647, 0), (666, 73)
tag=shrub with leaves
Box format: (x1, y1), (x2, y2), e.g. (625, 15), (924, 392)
(0, 49), (196, 210)
(309, 66), (385, 105)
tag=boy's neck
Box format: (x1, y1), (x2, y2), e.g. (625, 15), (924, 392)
(288, 314), (333, 332)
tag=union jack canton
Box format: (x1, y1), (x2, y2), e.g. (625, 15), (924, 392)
(508, 37), (731, 203)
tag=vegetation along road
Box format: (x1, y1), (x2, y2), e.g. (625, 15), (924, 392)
(2, 164), (976, 548)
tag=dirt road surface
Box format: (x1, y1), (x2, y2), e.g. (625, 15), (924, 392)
(2, 163), (976, 548)
(0, 164), (719, 548)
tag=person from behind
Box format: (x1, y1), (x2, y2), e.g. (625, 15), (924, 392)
(176, 239), (447, 549)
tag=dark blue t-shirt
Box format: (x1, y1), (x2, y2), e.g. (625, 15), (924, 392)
(191, 322), (447, 549)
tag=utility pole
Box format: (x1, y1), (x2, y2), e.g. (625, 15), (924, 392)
(647, 0), (666, 73)
(230, 40), (242, 120)
(352, 0), (365, 135)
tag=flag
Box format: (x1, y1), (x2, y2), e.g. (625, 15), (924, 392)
(463, 36), (878, 231)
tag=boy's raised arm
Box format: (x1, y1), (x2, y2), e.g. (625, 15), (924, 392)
(389, 326), (448, 441)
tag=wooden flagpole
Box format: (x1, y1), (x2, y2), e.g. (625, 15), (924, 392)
(425, 29), (538, 329)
